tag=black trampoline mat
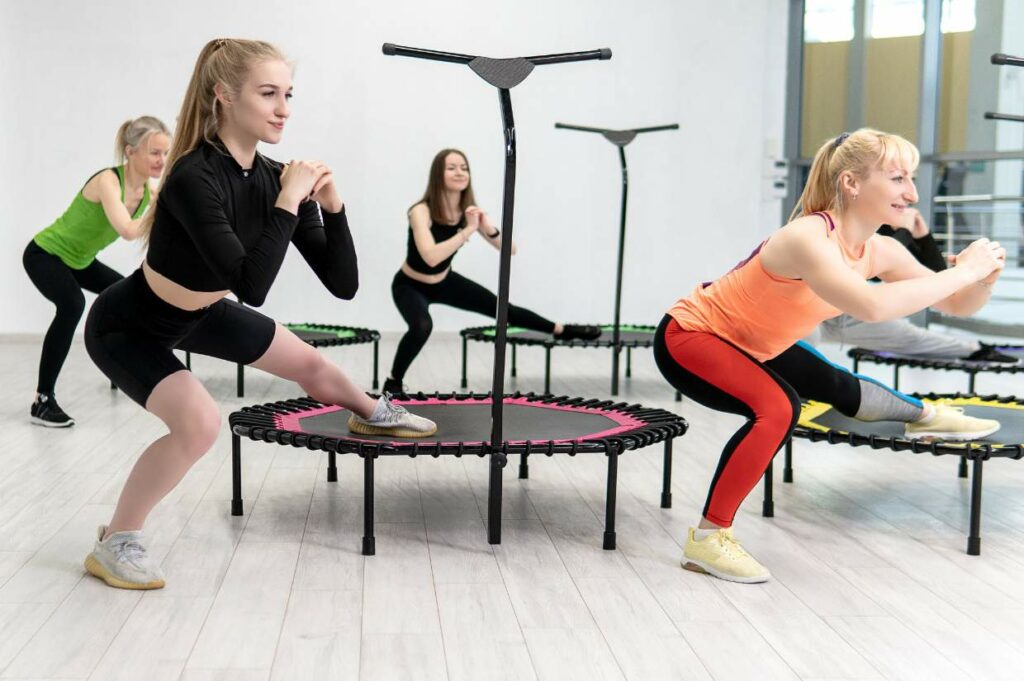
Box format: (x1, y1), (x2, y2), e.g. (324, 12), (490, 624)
(500, 329), (654, 343)
(294, 402), (632, 443)
(864, 346), (1024, 367)
(807, 403), (1024, 445)
(293, 329), (350, 343)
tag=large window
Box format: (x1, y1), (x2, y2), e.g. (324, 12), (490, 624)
(800, 0), (982, 156)
(804, 0), (855, 43)
(869, 0), (975, 38)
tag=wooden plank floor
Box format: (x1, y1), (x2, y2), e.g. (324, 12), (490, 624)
(1, 330), (1022, 680)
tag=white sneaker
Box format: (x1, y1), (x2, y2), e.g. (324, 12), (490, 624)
(84, 525), (165, 590)
(348, 394), (437, 438)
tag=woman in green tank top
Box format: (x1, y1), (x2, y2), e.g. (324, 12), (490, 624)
(23, 116), (170, 427)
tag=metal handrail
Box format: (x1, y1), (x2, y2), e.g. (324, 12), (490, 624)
(934, 194), (1024, 204)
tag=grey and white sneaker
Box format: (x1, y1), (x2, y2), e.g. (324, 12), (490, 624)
(84, 525), (165, 590)
(348, 394), (437, 438)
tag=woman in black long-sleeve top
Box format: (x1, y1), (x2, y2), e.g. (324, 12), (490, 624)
(82, 39), (435, 591)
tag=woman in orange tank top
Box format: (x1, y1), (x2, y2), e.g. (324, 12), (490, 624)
(654, 129), (1006, 583)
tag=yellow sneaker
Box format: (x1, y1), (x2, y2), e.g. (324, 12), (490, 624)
(681, 527), (770, 583)
(905, 404), (1000, 442)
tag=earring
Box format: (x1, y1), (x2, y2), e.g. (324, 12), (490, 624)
(853, 193), (859, 201)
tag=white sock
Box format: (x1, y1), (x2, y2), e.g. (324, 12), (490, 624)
(693, 526), (718, 540)
(368, 396), (389, 421)
(916, 403), (936, 424)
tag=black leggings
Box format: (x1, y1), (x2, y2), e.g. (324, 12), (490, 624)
(390, 269), (556, 381)
(23, 240), (124, 394)
(85, 268), (277, 406)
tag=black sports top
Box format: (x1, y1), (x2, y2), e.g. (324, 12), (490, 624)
(405, 214), (465, 275)
(147, 139), (358, 306)
(877, 225), (947, 273)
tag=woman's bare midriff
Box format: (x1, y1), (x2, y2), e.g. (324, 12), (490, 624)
(401, 261), (450, 285)
(142, 261), (230, 311)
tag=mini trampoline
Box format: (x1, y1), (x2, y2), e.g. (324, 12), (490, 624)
(184, 323), (380, 397)
(225, 41), (686, 554)
(848, 345), (1023, 393)
(759, 393), (1024, 555)
(229, 392), (686, 554)
(460, 324), (680, 400)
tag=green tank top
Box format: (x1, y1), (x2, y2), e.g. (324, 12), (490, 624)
(33, 166), (151, 270)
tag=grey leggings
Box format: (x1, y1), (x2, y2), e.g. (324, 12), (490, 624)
(809, 314), (979, 359)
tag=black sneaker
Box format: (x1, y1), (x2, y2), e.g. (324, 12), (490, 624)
(557, 324), (603, 342)
(31, 393), (75, 428)
(382, 377), (406, 396)
(965, 343), (1019, 364)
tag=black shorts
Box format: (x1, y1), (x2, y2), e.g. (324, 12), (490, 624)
(85, 268), (277, 406)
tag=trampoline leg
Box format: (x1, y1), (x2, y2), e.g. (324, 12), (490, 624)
(487, 454), (504, 544)
(968, 372), (976, 394)
(110, 380), (117, 391)
(518, 452), (529, 479)
(626, 347), (632, 378)
(185, 351), (191, 370)
(603, 449), (618, 550)
(231, 434), (243, 516)
(544, 348), (552, 395)
(327, 451), (338, 483)
(372, 340), (379, 390)
(967, 457), (983, 556)
(853, 357), (859, 373)
(893, 366), (900, 391)
(958, 457), (968, 479)
(660, 439), (673, 508)
(611, 347), (620, 396)
(675, 390), (682, 402)
(362, 455), (375, 556)
(762, 459), (774, 518)
(237, 363), (245, 398)
(460, 336), (468, 389)
(783, 440), (794, 483)
(511, 344), (517, 378)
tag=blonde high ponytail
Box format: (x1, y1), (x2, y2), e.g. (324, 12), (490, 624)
(138, 38), (287, 243)
(789, 128), (920, 221)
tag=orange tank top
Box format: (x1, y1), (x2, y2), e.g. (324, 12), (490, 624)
(668, 212), (877, 361)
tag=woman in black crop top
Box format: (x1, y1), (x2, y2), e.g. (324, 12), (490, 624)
(81, 39), (435, 591)
(384, 149), (601, 394)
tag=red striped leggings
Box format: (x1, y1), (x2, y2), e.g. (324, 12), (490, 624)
(654, 314), (862, 526)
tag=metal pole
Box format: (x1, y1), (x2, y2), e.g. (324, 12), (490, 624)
(611, 146), (629, 396)
(487, 87), (517, 544)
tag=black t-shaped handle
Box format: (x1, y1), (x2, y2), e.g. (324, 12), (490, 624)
(383, 43), (611, 88)
(555, 122), (679, 147)
(985, 112), (1024, 123)
(991, 53), (1024, 67)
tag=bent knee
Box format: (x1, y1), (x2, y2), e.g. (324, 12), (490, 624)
(174, 405), (222, 456)
(410, 317), (433, 341)
(753, 391), (800, 434)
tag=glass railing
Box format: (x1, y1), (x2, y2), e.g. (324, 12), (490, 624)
(929, 189), (1024, 337)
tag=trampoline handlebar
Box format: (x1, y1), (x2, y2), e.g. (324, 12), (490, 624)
(632, 123), (680, 133)
(991, 53), (1024, 67)
(555, 122), (680, 134)
(555, 122), (609, 134)
(985, 112), (1024, 123)
(526, 48), (612, 65)
(383, 43), (611, 67)
(382, 43), (474, 64)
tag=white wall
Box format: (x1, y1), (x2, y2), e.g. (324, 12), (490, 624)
(0, 0), (788, 335)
